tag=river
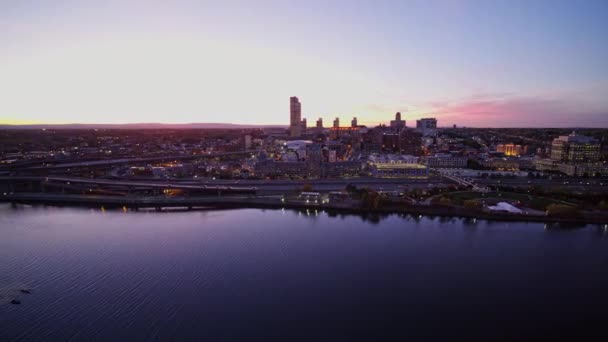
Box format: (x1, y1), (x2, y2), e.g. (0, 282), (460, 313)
(1, 204), (607, 340)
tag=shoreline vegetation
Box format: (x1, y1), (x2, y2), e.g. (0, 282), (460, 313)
(2, 192), (607, 226)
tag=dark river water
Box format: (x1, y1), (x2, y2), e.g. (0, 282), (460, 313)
(1, 204), (608, 341)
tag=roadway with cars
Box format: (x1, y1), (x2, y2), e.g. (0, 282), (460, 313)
(2, 172), (607, 197)
(0, 175), (449, 194)
(3, 150), (257, 170)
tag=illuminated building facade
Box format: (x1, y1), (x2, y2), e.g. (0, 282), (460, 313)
(550, 132), (600, 163)
(329, 126), (363, 140)
(496, 144), (528, 156)
(369, 163), (428, 178)
(367, 154), (428, 179)
(368, 154), (429, 179)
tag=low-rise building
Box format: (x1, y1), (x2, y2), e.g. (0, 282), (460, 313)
(422, 154), (468, 169)
(263, 127), (288, 137)
(368, 154), (419, 164)
(254, 159), (309, 179)
(483, 158), (520, 171)
(517, 156), (535, 170)
(535, 157), (606, 176)
(369, 162), (428, 178)
(367, 154), (428, 178)
(321, 161), (362, 178)
(559, 162), (607, 177)
(535, 158), (560, 172)
(254, 159), (362, 179)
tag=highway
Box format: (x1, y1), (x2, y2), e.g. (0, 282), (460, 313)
(434, 170), (608, 191)
(0, 175), (448, 193)
(8, 150), (258, 170)
(473, 178), (608, 193)
(2, 173), (606, 196)
(0, 176), (257, 192)
(0, 192), (284, 208)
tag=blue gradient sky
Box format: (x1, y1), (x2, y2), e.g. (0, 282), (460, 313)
(1, 0), (607, 127)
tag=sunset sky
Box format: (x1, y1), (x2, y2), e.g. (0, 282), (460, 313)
(1, 0), (607, 127)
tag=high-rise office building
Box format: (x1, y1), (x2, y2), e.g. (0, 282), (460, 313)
(351, 117), (358, 127)
(390, 112), (406, 130)
(399, 129), (423, 156)
(316, 118), (323, 129)
(333, 117), (340, 128)
(306, 143), (323, 178)
(416, 118), (437, 136)
(550, 131), (600, 163)
(290, 96), (302, 137)
(382, 133), (400, 153)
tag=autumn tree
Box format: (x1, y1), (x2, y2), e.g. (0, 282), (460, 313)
(463, 199), (483, 210)
(546, 204), (579, 218)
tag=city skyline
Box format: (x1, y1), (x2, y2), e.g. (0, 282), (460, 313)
(2, 2), (608, 340)
(1, 0), (607, 127)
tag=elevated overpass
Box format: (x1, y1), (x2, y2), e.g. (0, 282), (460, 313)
(0, 176), (258, 196)
(0, 175), (448, 196)
(0, 192), (281, 210)
(1, 150), (257, 171)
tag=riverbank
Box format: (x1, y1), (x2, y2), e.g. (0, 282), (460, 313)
(2, 192), (607, 225)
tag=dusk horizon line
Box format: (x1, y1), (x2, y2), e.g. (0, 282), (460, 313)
(1, 122), (606, 129)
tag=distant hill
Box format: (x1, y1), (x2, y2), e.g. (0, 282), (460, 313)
(0, 123), (288, 130)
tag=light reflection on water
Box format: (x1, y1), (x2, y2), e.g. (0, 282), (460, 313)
(0, 204), (607, 340)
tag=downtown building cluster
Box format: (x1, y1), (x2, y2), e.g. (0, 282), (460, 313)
(252, 96), (607, 180)
(254, 96), (441, 180)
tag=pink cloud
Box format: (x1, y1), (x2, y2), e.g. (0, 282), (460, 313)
(429, 95), (608, 127)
